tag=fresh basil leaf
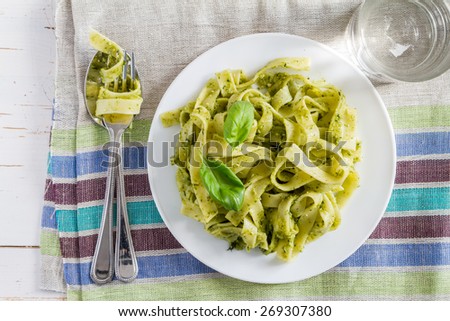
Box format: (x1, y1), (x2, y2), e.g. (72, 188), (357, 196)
(224, 101), (254, 147)
(200, 157), (244, 211)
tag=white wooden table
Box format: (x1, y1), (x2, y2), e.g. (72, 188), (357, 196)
(0, 0), (65, 300)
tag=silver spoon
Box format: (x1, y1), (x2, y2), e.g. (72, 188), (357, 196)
(84, 50), (139, 284)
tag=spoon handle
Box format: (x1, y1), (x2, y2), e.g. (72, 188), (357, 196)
(90, 129), (116, 284)
(115, 133), (139, 282)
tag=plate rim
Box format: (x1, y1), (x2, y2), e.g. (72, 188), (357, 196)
(147, 32), (397, 284)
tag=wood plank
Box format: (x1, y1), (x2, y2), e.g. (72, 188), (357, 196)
(0, 0), (55, 246)
(0, 247), (65, 300)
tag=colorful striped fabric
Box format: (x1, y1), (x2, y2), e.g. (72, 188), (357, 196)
(40, 0), (450, 300)
(40, 104), (450, 300)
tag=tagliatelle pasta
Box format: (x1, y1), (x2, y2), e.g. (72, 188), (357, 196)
(161, 57), (361, 261)
(87, 29), (143, 122)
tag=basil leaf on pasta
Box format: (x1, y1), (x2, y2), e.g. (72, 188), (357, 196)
(224, 101), (254, 147)
(200, 158), (244, 211)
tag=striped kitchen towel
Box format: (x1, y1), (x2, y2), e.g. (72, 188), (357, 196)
(40, 0), (450, 300)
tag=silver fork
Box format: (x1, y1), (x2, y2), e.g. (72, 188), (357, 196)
(114, 51), (139, 283)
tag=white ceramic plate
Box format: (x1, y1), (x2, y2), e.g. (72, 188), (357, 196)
(148, 33), (396, 284)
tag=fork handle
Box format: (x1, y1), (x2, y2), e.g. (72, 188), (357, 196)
(90, 129), (117, 284)
(115, 132), (139, 282)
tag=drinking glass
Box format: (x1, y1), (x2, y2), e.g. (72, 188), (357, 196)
(346, 0), (450, 82)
